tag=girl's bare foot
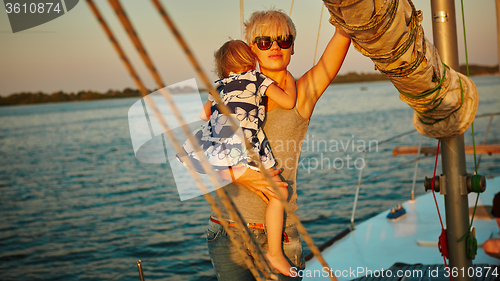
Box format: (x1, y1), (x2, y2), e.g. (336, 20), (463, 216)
(266, 251), (296, 277)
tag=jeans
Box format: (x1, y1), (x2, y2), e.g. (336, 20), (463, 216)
(207, 219), (305, 281)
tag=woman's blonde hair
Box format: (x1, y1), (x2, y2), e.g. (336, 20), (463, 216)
(244, 9), (296, 45)
(214, 40), (256, 79)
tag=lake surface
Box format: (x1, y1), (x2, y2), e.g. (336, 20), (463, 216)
(1, 76), (499, 280)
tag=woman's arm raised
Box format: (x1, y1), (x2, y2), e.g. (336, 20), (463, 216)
(296, 28), (351, 119)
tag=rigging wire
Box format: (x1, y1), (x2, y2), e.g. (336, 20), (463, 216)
(114, 0), (274, 277)
(240, 0), (244, 40)
(87, 0), (272, 279)
(313, 4), (324, 65)
(459, 0), (480, 259)
(460, 0), (477, 175)
(88, 0), (337, 279)
(149, 0), (338, 279)
(430, 141), (451, 273)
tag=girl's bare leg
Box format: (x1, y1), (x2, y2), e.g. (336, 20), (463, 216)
(265, 186), (295, 276)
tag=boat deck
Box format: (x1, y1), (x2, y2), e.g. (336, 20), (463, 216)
(304, 176), (500, 280)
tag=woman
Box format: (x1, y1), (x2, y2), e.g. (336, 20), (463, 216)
(207, 9), (351, 280)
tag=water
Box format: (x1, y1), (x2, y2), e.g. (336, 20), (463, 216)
(1, 76), (499, 281)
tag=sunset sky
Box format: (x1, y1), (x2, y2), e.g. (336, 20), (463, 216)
(0, 0), (498, 96)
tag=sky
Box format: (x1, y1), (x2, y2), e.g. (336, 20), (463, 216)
(0, 0), (498, 97)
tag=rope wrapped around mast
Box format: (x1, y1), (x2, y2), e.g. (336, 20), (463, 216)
(323, 0), (478, 139)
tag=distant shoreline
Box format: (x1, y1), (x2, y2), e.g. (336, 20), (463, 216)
(1, 64), (498, 106)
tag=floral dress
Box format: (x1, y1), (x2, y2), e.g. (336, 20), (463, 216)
(177, 70), (276, 173)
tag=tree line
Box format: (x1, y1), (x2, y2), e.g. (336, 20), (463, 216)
(1, 64), (497, 106)
(0, 88), (142, 106)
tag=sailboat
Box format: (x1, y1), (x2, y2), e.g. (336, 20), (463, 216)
(84, 0), (500, 280)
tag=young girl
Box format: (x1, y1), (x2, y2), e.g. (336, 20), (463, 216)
(178, 39), (296, 276)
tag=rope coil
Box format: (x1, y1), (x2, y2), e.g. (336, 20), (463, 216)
(458, 231), (478, 260)
(348, 0), (399, 44)
(438, 229), (449, 259)
(327, 0), (396, 32)
(324, 0), (426, 79)
(323, 0), (364, 8)
(324, 0), (479, 139)
(397, 64), (447, 102)
(328, 0), (420, 66)
(417, 73), (464, 126)
(369, 10), (420, 64)
(377, 31), (426, 78)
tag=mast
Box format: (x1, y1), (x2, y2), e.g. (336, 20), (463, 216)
(430, 0), (473, 279)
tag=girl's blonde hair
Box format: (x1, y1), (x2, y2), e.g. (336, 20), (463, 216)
(244, 9), (296, 46)
(214, 40), (256, 79)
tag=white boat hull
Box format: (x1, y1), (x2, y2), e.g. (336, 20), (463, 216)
(304, 176), (500, 280)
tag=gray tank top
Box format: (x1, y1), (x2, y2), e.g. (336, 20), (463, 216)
(211, 106), (310, 224)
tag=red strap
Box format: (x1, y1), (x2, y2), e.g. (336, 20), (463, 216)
(430, 141), (452, 281)
(282, 231), (289, 243)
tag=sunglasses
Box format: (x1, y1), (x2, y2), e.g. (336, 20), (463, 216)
(254, 35), (294, 50)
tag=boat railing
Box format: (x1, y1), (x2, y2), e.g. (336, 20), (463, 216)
(475, 112), (499, 168)
(349, 112), (500, 230)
